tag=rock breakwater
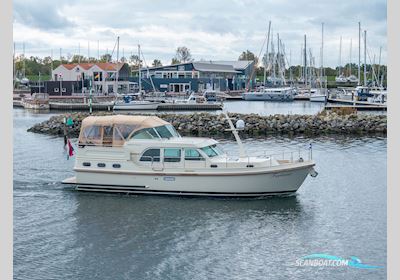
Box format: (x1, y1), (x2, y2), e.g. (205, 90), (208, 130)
(27, 111), (387, 138)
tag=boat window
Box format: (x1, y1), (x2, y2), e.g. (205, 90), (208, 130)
(166, 124), (180, 137)
(114, 124), (138, 141)
(132, 128), (159, 139)
(212, 144), (224, 155)
(149, 125), (180, 139)
(184, 148), (204, 161)
(140, 149), (160, 162)
(82, 125), (102, 145)
(164, 148), (181, 162)
(201, 144), (223, 157)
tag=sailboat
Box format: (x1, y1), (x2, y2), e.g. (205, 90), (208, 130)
(335, 36), (347, 83)
(310, 23), (327, 102)
(244, 25), (294, 102)
(113, 43), (161, 110)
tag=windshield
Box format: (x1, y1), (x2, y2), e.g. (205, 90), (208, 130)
(201, 144), (223, 158)
(132, 124), (180, 139)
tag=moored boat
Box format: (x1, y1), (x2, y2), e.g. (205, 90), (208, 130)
(113, 94), (161, 110)
(62, 114), (317, 197)
(242, 87), (294, 102)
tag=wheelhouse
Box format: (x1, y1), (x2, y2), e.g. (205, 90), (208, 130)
(138, 144), (225, 164)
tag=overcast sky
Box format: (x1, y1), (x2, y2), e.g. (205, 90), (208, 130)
(13, 0), (387, 67)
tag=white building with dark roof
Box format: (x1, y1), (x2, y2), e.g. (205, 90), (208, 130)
(51, 62), (131, 94)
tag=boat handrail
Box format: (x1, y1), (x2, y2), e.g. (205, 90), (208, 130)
(137, 148), (312, 169)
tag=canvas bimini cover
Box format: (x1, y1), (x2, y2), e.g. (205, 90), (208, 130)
(78, 115), (169, 146)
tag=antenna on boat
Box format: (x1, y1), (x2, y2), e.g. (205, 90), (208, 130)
(223, 112), (246, 158)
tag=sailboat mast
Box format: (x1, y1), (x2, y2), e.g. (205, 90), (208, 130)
(338, 36), (342, 76)
(377, 46), (382, 86)
(277, 33), (280, 84)
(349, 38), (352, 76)
(138, 44), (142, 93)
(115, 36), (119, 94)
(289, 49), (292, 83)
(304, 35), (307, 87)
(51, 49), (53, 80)
(23, 42), (25, 78)
(364, 30), (367, 86)
(263, 21), (271, 86)
(321, 22), (324, 77)
(358, 22), (361, 85)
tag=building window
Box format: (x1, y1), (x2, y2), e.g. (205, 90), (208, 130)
(94, 72), (103, 81)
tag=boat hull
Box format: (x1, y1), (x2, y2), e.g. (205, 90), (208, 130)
(113, 102), (160, 110)
(63, 163), (314, 197)
(309, 95), (327, 102)
(242, 93), (294, 102)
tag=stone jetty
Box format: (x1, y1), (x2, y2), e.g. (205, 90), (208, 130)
(27, 111), (387, 138)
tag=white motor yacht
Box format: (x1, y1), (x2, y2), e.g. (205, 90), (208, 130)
(62, 114), (317, 197)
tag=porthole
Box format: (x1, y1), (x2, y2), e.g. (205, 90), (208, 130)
(112, 164), (121, 168)
(82, 162), (91, 167)
(97, 163), (106, 167)
(210, 164), (218, 168)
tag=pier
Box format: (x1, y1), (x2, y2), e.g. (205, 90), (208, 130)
(324, 104), (387, 111)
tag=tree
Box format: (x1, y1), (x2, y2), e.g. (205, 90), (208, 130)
(239, 50), (258, 66)
(152, 59), (162, 67)
(100, 54), (112, 63)
(129, 54), (142, 69)
(175, 46), (193, 63)
(71, 55), (87, 63)
(171, 58), (180, 65)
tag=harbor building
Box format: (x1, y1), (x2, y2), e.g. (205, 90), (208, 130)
(47, 62), (131, 95)
(32, 60), (255, 95)
(136, 60), (255, 93)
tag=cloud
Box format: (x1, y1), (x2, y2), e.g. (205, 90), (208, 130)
(13, 0), (76, 30)
(12, 0), (387, 67)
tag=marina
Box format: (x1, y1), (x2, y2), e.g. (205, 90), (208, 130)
(10, 0), (389, 278)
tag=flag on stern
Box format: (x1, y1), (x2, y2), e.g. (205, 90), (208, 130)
(67, 139), (75, 159)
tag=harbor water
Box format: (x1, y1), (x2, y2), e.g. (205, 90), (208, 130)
(13, 108), (386, 280)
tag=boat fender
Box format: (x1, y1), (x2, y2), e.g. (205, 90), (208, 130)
(309, 167), (318, 178)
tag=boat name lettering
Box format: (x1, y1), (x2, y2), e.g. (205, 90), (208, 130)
(163, 176), (176, 181)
